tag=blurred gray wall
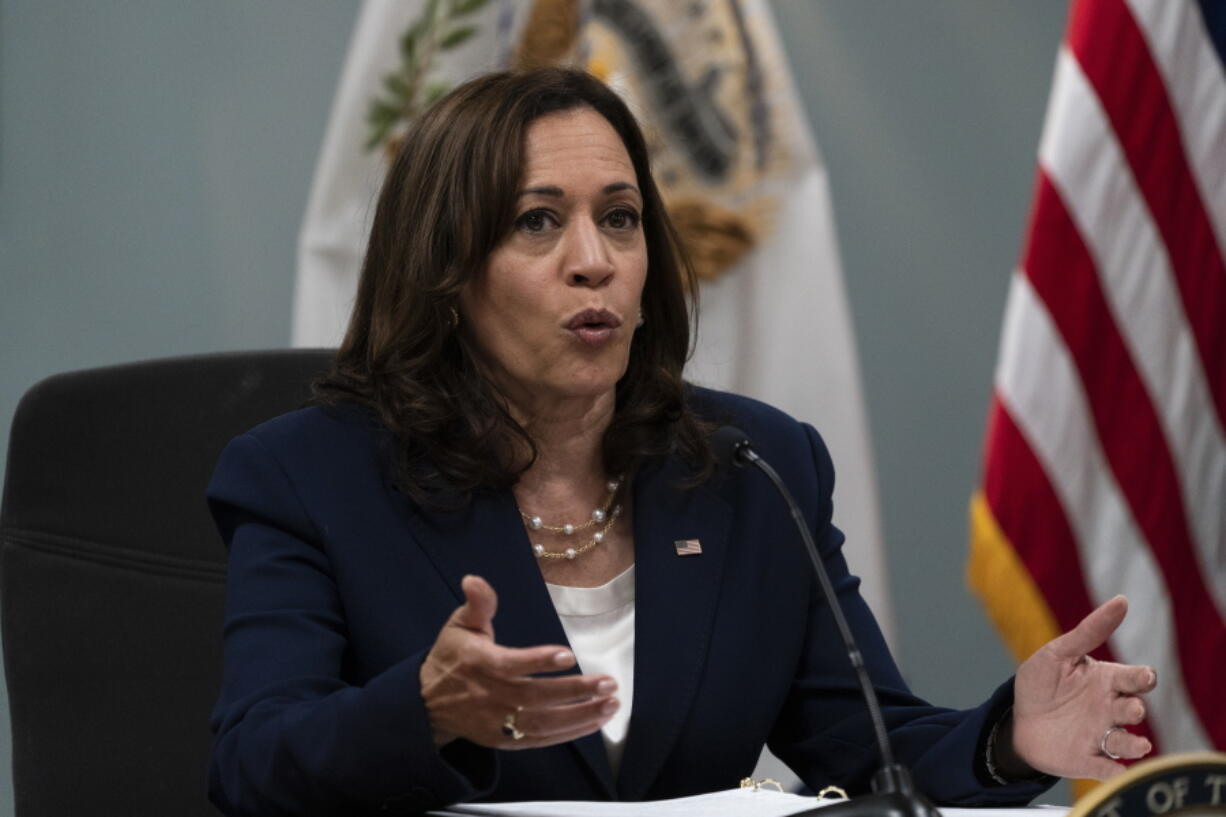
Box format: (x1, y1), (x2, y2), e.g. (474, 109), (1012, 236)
(0, 1), (1068, 813)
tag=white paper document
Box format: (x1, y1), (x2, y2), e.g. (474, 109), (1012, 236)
(430, 789), (1069, 817)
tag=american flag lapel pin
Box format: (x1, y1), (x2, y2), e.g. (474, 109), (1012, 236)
(673, 538), (702, 556)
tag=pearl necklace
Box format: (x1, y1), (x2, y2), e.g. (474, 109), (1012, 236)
(521, 478), (623, 560)
(532, 504), (622, 560)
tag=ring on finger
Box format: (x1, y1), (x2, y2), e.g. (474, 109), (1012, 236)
(501, 708), (525, 741)
(1100, 726), (1124, 760)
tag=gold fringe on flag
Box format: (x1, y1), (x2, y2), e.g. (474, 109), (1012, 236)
(967, 491), (1060, 662)
(967, 491), (1100, 799)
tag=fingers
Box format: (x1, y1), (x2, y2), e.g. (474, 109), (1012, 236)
(482, 643), (577, 677)
(427, 577), (624, 751)
(504, 672), (617, 708)
(1111, 695), (1146, 725)
(1101, 726), (1152, 762)
(503, 707), (618, 751)
(1048, 595), (1128, 661)
(1114, 664), (1157, 695)
(521, 719), (618, 749)
(514, 695), (620, 742)
(1082, 726), (1153, 780)
(450, 575), (499, 634)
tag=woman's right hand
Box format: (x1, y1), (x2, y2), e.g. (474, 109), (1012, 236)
(419, 574), (620, 749)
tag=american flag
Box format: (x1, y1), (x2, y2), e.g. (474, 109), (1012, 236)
(674, 539), (703, 557)
(968, 0), (1225, 767)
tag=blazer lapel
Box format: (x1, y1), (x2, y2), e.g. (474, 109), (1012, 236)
(617, 457), (732, 800)
(399, 488), (617, 798)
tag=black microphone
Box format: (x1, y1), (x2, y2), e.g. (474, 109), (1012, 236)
(713, 426), (939, 817)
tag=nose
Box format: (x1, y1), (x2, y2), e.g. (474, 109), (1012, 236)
(564, 217), (615, 288)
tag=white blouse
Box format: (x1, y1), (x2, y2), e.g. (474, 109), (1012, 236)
(545, 565), (636, 777)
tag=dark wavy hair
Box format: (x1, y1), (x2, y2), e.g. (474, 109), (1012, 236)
(314, 67), (713, 507)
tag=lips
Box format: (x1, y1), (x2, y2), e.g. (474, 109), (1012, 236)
(565, 309), (622, 346)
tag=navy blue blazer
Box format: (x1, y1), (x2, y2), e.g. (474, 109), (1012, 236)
(207, 388), (1049, 816)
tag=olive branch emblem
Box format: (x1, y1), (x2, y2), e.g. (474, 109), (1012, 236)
(365, 0), (489, 152)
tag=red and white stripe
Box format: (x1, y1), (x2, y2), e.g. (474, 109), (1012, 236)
(982, 0), (1225, 754)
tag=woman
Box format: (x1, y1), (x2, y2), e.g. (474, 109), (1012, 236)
(207, 68), (1155, 816)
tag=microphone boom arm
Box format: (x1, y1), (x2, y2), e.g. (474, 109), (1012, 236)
(738, 446), (897, 773)
(718, 428), (941, 817)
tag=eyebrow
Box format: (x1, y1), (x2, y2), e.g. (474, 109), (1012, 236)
(518, 182), (641, 198)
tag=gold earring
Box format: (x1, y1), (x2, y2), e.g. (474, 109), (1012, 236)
(450, 306), (460, 329)
(636, 310), (645, 328)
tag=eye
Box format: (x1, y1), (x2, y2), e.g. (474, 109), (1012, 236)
(515, 209), (557, 233)
(604, 207), (640, 230)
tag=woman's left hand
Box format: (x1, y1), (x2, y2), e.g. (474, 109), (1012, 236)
(1011, 595), (1158, 780)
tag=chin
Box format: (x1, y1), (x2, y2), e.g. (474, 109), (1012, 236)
(551, 378), (620, 401)
(549, 366), (626, 401)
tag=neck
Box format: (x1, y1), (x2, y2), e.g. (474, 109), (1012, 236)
(504, 389), (616, 503)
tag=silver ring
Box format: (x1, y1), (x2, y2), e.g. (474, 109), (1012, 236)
(500, 710), (525, 741)
(1100, 726), (1124, 760)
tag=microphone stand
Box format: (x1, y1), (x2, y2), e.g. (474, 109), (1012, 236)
(723, 433), (940, 817)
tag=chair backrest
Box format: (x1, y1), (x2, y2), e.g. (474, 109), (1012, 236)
(0, 349), (334, 817)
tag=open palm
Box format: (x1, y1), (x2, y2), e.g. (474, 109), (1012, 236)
(1012, 596), (1157, 780)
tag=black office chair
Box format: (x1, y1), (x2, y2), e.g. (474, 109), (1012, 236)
(0, 349), (334, 817)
